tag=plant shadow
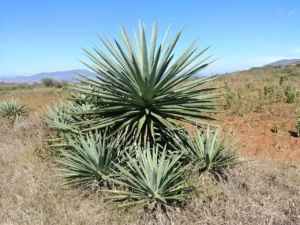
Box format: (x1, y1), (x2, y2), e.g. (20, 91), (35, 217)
(288, 131), (298, 137)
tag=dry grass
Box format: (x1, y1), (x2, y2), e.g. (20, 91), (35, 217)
(173, 161), (300, 225)
(1, 66), (300, 224)
(0, 116), (134, 224)
(0, 84), (70, 113)
(0, 115), (299, 224)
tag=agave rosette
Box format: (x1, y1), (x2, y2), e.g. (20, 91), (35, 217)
(71, 21), (223, 142)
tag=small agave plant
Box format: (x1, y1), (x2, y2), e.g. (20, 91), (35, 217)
(42, 93), (96, 133)
(56, 130), (122, 188)
(183, 126), (244, 172)
(105, 145), (188, 209)
(0, 98), (28, 123)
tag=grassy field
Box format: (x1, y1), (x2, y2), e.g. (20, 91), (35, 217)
(1, 64), (300, 224)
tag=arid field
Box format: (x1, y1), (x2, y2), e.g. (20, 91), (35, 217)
(1, 64), (300, 224)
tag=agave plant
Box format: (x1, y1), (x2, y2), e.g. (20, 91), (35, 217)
(0, 98), (28, 122)
(71, 21), (223, 143)
(105, 145), (188, 209)
(57, 130), (122, 187)
(183, 126), (244, 171)
(42, 93), (96, 134)
(43, 101), (79, 133)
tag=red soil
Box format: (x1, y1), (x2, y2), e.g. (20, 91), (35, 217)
(186, 112), (300, 162)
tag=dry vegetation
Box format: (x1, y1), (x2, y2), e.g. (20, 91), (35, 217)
(1, 64), (300, 224)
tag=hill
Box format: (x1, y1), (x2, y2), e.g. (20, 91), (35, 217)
(265, 59), (300, 67)
(0, 69), (98, 83)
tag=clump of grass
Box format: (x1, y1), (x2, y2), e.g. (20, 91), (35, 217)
(272, 123), (280, 133)
(0, 98), (28, 123)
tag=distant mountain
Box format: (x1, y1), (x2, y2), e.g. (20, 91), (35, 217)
(0, 69), (98, 83)
(265, 59), (300, 67)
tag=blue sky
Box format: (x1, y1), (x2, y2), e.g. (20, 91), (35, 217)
(0, 0), (300, 76)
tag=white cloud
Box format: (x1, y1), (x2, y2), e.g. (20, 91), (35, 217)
(288, 9), (297, 15)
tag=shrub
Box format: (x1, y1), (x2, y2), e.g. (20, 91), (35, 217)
(0, 98), (28, 122)
(41, 77), (55, 87)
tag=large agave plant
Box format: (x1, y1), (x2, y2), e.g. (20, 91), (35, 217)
(183, 126), (244, 171)
(72, 21), (223, 143)
(57, 130), (122, 187)
(105, 145), (188, 209)
(0, 98), (28, 122)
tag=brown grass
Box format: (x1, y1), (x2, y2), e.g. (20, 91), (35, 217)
(0, 115), (299, 224)
(1, 65), (300, 224)
(0, 84), (70, 113)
